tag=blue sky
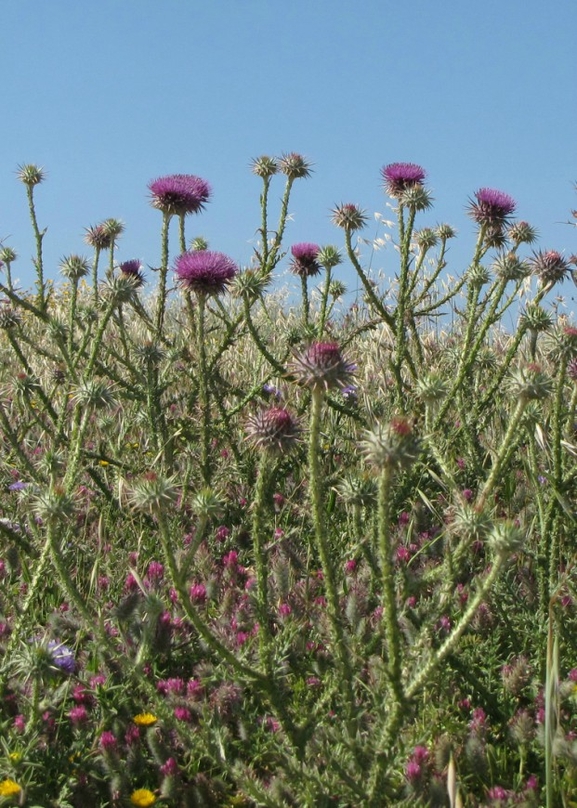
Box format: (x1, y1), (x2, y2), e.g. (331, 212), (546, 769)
(1, 0), (576, 314)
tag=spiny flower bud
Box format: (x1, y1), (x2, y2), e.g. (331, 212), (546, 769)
(17, 163), (45, 186)
(232, 268), (271, 299)
(530, 249), (571, 287)
(0, 246), (17, 264)
(436, 223), (457, 240)
(488, 519), (524, 556)
(60, 254), (90, 282)
(414, 228), (439, 251)
(416, 372), (448, 406)
(70, 379), (116, 410)
(34, 486), (76, 521)
(335, 474), (377, 507)
(493, 251), (530, 282)
(361, 416), (420, 472)
(251, 156), (278, 179)
(507, 364), (553, 402)
(0, 306), (21, 329)
(84, 223), (113, 251)
(331, 203), (368, 232)
(128, 472), (178, 514)
(278, 153), (312, 180)
(400, 185), (433, 212)
(245, 407), (300, 455)
(190, 488), (224, 520)
(316, 245), (342, 269)
(450, 503), (493, 544)
(119, 259), (145, 287)
(290, 341), (355, 393)
(508, 220), (538, 245)
(519, 303), (553, 333)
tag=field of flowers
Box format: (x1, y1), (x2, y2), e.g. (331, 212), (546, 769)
(0, 158), (576, 807)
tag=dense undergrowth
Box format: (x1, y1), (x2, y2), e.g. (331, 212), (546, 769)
(0, 158), (576, 806)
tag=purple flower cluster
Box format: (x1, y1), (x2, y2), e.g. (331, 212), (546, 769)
(381, 162), (427, 197)
(174, 250), (238, 296)
(289, 243), (321, 278)
(148, 174), (211, 217)
(468, 187), (516, 227)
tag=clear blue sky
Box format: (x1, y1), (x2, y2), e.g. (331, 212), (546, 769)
(1, 0), (576, 313)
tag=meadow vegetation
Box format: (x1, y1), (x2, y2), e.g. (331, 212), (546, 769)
(0, 158), (576, 806)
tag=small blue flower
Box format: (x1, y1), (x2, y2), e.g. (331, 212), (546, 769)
(47, 640), (76, 674)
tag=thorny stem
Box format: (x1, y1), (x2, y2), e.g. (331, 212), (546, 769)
(155, 211), (171, 339)
(25, 184), (46, 313)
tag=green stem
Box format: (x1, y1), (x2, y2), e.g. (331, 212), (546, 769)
(155, 211), (171, 339)
(197, 294), (211, 485)
(475, 397), (527, 511)
(26, 184), (46, 312)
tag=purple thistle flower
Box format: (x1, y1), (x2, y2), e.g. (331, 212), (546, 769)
(148, 174), (211, 217)
(290, 243), (322, 278)
(290, 341), (356, 393)
(245, 406), (301, 455)
(174, 250), (238, 296)
(381, 162), (426, 197)
(468, 187), (516, 228)
(47, 640), (76, 674)
(119, 259), (145, 286)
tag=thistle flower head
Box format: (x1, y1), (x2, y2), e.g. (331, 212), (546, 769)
(381, 162), (426, 198)
(0, 306), (21, 329)
(331, 203), (368, 232)
(436, 223), (457, 240)
(232, 268), (271, 299)
(289, 243), (321, 278)
(488, 520), (524, 557)
(335, 473), (376, 507)
(119, 259), (145, 286)
(530, 249), (571, 287)
(278, 152), (312, 180)
(468, 188), (516, 228)
(508, 220), (538, 245)
(290, 341), (355, 393)
(70, 379), (116, 410)
(400, 185), (433, 211)
(34, 485), (76, 521)
(492, 251), (530, 282)
(0, 246), (17, 264)
(415, 228), (439, 251)
(317, 245), (342, 269)
(361, 416), (420, 472)
(507, 364), (553, 402)
(148, 173), (211, 217)
(519, 303), (553, 333)
(245, 406), (300, 455)
(174, 250), (238, 296)
(84, 223), (113, 250)
(17, 163), (45, 186)
(251, 155), (278, 178)
(60, 254), (90, 282)
(128, 472), (178, 514)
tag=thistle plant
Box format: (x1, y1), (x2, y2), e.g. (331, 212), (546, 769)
(0, 157), (576, 805)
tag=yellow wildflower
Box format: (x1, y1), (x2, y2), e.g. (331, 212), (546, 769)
(8, 751), (21, 762)
(130, 789), (156, 807)
(133, 712), (157, 727)
(0, 778), (22, 796)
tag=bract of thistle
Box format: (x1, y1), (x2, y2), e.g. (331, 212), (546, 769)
(508, 220), (538, 245)
(174, 250), (238, 297)
(492, 252), (530, 282)
(399, 185), (433, 212)
(148, 174), (211, 217)
(381, 162), (427, 198)
(289, 243), (321, 278)
(245, 406), (300, 455)
(290, 341), (355, 393)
